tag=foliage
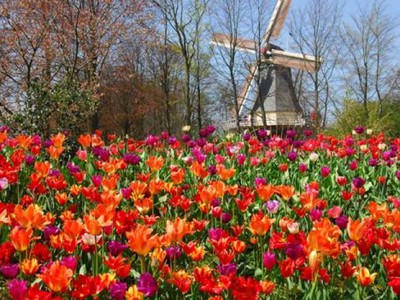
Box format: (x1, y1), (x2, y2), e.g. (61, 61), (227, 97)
(12, 80), (97, 137)
(330, 98), (400, 138)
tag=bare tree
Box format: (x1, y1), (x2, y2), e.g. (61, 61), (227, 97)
(340, 0), (398, 121)
(289, 0), (344, 132)
(211, 0), (247, 131)
(152, 0), (209, 129)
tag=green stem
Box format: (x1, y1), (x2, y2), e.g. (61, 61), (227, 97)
(140, 255), (146, 273)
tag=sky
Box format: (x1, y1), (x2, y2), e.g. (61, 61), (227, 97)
(290, 0), (400, 42)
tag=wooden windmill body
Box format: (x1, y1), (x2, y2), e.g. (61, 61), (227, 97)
(212, 0), (321, 131)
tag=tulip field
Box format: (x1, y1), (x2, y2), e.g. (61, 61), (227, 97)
(1, 126), (400, 299)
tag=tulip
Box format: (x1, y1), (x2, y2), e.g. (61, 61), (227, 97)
(109, 282), (127, 300)
(320, 166), (330, 177)
(355, 267), (377, 286)
(137, 273), (158, 297)
(7, 279), (27, 300)
(263, 251), (276, 270)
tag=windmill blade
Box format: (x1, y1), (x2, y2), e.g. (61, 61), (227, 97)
(263, 49), (322, 73)
(238, 64), (258, 116)
(264, 0), (292, 44)
(212, 33), (256, 54)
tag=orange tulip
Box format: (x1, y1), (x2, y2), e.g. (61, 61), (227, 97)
(347, 218), (372, 242)
(165, 218), (193, 244)
(149, 179), (164, 195)
(10, 226), (34, 251)
(216, 164), (236, 180)
(146, 155), (164, 171)
(168, 270), (192, 294)
(38, 261), (73, 292)
(260, 280), (276, 295)
(34, 161), (50, 178)
(256, 184), (275, 201)
(63, 219), (83, 239)
(355, 267), (377, 286)
(78, 134), (91, 148)
(275, 185), (295, 201)
(134, 197), (153, 214)
(307, 218), (341, 257)
(130, 181), (148, 201)
(126, 224), (160, 256)
(171, 168), (185, 184)
(84, 215), (102, 236)
(55, 192), (69, 205)
(249, 212), (275, 236)
(188, 245), (206, 261)
(21, 258), (40, 275)
(47, 145), (65, 160)
(190, 161), (208, 178)
(13, 204), (49, 230)
(50, 133), (66, 148)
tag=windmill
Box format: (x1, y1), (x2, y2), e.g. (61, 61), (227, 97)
(212, 0), (322, 131)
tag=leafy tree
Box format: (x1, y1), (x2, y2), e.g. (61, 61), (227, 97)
(13, 79), (97, 137)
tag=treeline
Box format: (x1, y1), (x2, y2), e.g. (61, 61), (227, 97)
(0, 0), (399, 138)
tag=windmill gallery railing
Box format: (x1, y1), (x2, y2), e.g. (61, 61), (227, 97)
(220, 112), (306, 132)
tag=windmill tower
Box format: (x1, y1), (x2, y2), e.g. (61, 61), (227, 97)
(212, 0), (322, 131)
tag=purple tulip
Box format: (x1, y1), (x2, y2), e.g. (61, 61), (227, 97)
(168, 136), (177, 145)
(221, 212), (232, 223)
(123, 153), (141, 165)
(286, 129), (297, 139)
(369, 158), (378, 167)
(60, 256), (77, 271)
(321, 166), (330, 177)
(285, 243), (304, 260)
(256, 129), (267, 140)
(109, 282), (127, 300)
(352, 177), (365, 189)
(354, 126), (365, 134)
(182, 134), (191, 143)
(336, 215), (348, 229)
(218, 263), (237, 276)
(7, 279), (27, 300)
(107, 241), (128, 257)
(1, 264), (19, 279)
(254, 177), (267, 187)
(299, 163), (307, 173)
(121, 187), (132, 199)
(137, 273), (158, 297)
(309, 209), (322, 221)
(263, 251), (276, 270)
(208, 228), (226, 241)
(266, 200), (279, 214)
(43, 226), (60, 241)
(91, 175), (103, 187)
(208, 165), (217, 175)
(24, 155), (35, 165)
(237, 154), (246, 165)
(206, 125), (216, 134)
(242, 133), (251, 141)
(166, 246), (182, 260)
(287, 151), (297, 161)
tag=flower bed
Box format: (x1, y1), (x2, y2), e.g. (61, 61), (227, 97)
(0, 127), (399, 299)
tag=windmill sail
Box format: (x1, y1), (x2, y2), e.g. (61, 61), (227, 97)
(212, 33), (256, 53)
(263, 0), (291, 44)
